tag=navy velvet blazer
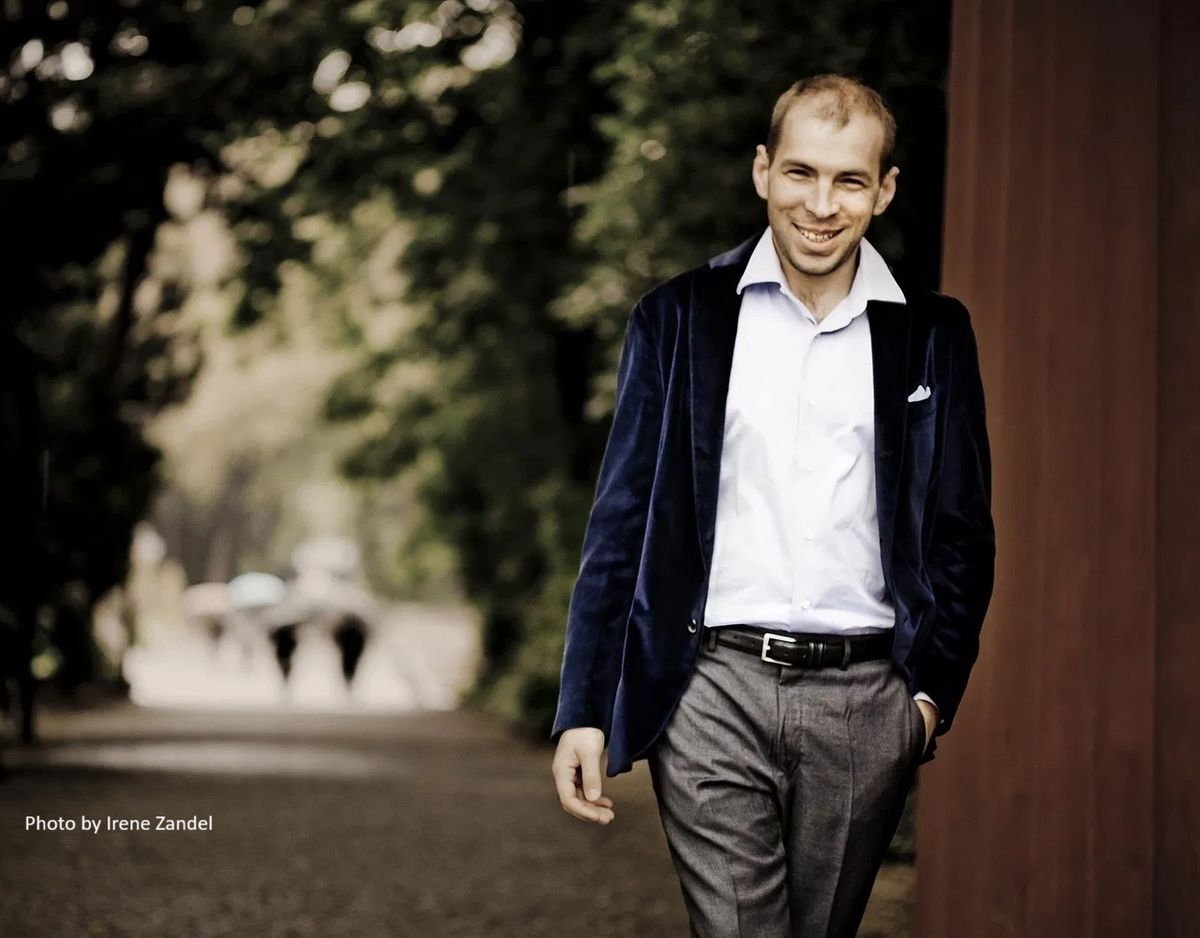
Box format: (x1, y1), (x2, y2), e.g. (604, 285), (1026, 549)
(551, 234), (995, 777)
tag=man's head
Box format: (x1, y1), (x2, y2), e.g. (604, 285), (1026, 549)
(752, 75), (899, 286)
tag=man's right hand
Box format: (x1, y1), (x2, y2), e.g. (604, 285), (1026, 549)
(551, 727), (615, 825)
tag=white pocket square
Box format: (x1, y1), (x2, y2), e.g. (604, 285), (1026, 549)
(907, 384), (932, 403)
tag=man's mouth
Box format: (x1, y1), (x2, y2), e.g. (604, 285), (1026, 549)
(795, 225), (842, 244)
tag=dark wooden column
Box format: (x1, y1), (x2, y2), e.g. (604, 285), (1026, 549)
(918, 2), (1199, 936)
(1153, 1), (1200, 934)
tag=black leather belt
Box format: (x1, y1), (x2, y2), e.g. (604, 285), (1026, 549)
(708, 625), (892, 669)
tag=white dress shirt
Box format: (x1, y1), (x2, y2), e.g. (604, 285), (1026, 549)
(704, 228), (936, 711)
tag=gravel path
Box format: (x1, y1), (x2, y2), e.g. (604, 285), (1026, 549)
(0, 703), (912, 937)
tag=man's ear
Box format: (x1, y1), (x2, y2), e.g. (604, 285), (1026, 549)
(752, 144), (770, 201)
(873, 165), (899, 216)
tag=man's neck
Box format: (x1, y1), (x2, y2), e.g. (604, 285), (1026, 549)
(779, 242), (861, 324)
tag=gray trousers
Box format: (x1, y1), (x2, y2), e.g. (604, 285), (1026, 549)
(647, 628), (925, 938)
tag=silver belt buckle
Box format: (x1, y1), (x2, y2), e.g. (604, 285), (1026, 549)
(760, 631), (797, 666)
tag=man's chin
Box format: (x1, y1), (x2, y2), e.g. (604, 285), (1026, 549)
(787, 246), (852, 279)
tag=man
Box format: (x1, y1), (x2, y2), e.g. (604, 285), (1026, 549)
(550, 74), (994, 937)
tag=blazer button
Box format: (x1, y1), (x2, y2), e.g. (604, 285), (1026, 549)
(687, 618), (698, 633)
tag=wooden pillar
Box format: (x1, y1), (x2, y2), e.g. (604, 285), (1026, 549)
(1153, 1), (1200, 934)
(919, 1), (1198, 935)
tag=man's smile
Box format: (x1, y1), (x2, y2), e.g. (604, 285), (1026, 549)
(793, 223), (844, 245)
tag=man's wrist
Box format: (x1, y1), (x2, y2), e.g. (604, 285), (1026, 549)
(913, 691), (942, 727)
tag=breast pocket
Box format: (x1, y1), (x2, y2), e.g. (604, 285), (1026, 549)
(905, 388), (939, 488)
(906, 388), (937, 429)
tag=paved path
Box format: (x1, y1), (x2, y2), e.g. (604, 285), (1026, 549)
(0, 606), (914, 937)
(1, 703), (914, 937)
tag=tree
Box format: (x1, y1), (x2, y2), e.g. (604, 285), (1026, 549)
(298, 1), (625, 689)
(0, 0), (353, 706)
(246, 0), (953, 731)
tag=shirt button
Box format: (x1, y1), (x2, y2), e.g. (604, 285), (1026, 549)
(800, 599), (813, 611)
(802, 532), (814, 541)
(687, 618), (698, 633)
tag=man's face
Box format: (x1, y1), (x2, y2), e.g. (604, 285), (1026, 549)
(752, 97), (898, 283)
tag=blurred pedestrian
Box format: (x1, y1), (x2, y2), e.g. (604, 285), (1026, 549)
(550, 74), (995, 937)
(331, 612), (369, 691)
(268, 621), (299, 687)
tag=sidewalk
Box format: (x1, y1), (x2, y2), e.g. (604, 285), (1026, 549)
(1, 697), (913, 936)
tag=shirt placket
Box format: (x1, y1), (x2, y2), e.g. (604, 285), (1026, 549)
(791, 322), (822, 621)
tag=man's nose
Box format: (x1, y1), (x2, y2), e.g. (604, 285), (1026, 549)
(804, 182), (839, 219)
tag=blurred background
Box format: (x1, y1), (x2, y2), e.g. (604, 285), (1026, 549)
(2, 0), (1196, 936)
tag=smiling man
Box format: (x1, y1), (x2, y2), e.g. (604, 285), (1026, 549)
(551, 75), (995, 937)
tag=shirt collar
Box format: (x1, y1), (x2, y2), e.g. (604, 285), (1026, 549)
(736, 227), (906, 320)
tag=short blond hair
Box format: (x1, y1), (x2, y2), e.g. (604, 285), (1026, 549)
(765, 74), (897, 176)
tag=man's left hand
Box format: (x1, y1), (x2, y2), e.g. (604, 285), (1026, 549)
(914, 699), (938, 757)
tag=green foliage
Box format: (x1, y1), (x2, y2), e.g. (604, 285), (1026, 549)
(285, 1), (626, 680)
(566, 0), (952, 338)
(276, 0), (952, 727)
(457, 0), (952, 727)
(0, 0), (352, 690)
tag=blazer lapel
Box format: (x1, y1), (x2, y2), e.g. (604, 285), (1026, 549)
(690, 238), (755, 576)
(867, 299), (913, 573)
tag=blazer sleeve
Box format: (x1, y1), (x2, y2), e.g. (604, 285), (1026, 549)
(915, 301), (996, 764)
(550, 300), (664, 745)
